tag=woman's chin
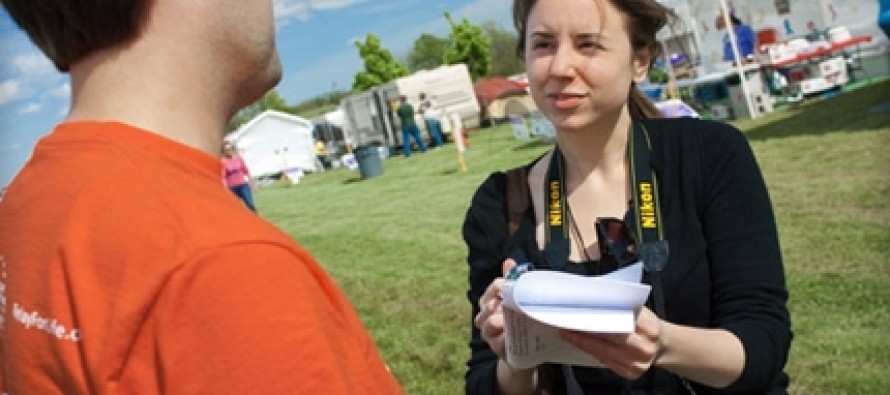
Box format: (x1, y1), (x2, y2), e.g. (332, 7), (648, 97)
(550, 117), (589, 133)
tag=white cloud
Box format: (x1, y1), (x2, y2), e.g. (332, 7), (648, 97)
(274, 0), (312, 23)
(0, 50), (67, 107)
(311, 0), (367, 11)
(361, 0), (412, 14)
(10, 53), (55, 77)
(17, 102), (41, 115)
(273, 0), (368, 25)
(50, 82), (71, 99)
(0, 80), (23, 106)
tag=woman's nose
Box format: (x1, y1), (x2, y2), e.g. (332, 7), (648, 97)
(548, 45), (577, 78)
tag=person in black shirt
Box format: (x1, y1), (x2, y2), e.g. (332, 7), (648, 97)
(463, 1), (792, 394)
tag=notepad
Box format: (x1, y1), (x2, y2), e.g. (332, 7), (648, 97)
(501, 262), (652, 369)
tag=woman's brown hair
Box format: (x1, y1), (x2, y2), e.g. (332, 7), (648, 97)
(1, 0), (152, 71)
(512, 0), (677, 119)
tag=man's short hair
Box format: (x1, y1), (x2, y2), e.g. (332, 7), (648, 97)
(2, 0), (152, 71)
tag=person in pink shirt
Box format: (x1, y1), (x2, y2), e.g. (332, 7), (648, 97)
(221, 141), (257, 212)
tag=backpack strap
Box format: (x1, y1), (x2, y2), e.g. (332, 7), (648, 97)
(504, 166), (579, 395)
(504, 166), (530, 238)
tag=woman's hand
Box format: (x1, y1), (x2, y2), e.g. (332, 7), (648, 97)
(473, 259), (517, 358)
(475, 259), (538, 394)
(558, 307), (664, 380)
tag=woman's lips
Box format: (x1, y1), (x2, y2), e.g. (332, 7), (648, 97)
(547, 92), (586, 109)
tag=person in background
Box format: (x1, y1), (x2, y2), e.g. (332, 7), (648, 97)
(395, 95), (427, 157)
(221, 141), (257, 212)
(716, 11), (757, 63)
(418, 92), (445, 148)
(314, 138), (330, 170)
(879, 0), (890, 39)
(464, 0), (791, 394)
(0, 0), (403, 393)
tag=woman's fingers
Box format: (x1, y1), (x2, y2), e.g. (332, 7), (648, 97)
(559, 329), (658, 380)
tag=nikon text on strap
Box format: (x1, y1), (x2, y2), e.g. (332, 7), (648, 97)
(629, 122), (670, 317)
(543, 148), (570, 270)
(629, 121), (673, 395)
(542, 123), (670, 281)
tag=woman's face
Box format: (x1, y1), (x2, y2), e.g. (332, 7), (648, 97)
(524, 0), (649, 132)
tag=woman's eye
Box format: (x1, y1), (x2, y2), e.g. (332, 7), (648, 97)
(531, 41), (553, 51)
(579, 41), (603, 51)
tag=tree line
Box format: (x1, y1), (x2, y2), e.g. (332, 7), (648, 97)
(228, 15), (523, 131)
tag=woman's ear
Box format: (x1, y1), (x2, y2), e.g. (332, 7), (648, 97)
(632, 53), (652, 84)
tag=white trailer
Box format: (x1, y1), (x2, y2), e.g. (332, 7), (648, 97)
(340, 63), (480, 152)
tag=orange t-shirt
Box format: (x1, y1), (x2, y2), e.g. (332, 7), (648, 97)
(0, 122), (402, 394)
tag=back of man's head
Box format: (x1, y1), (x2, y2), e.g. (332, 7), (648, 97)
(2, 0), (151, 71)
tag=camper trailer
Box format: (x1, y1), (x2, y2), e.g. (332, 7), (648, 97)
(340, 63), (480, 152)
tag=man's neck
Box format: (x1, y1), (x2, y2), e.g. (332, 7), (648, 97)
(65, 45), (237, 157)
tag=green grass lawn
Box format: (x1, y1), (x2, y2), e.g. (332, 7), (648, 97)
(255, 79), (890, 394)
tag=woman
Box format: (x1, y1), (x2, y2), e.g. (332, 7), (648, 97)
(463, 1), (791, 394)
(221, 141), (257, 212)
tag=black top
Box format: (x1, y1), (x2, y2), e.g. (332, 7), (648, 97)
(463, 118), (792, 394)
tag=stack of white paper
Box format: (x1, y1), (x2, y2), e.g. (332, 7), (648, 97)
(501, 262), (652, 369)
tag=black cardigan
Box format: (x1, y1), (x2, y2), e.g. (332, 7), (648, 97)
(463, 118), (792, 394)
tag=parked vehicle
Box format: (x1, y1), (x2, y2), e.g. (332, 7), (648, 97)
(340, 63), (480, 153)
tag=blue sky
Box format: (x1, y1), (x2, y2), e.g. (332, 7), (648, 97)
(0, 0), (514, 186)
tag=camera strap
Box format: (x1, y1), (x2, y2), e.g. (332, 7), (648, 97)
(543, 147), (570, 271)
(628, 121), (673, 395)
(543, 122), (669, 278)
(628, 122), (670, 317)
(542, 121), (672, 392)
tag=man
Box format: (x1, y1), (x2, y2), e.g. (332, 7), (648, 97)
(880, 0), (890, 39)
(716, 12), (757, 63)
(418, 92), (444, 148)
(0, 0), (402, 393)
(395, 95), (427, 157)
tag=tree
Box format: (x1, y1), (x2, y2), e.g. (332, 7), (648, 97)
(352, 33), (408, 92)
(227, 90), (292, 131)
(405, 33), (449, 72)
(443, 12), (491, 81)
(482, 21), (525, 77)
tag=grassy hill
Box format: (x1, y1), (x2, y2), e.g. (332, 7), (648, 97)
(255, 79), (890, 394)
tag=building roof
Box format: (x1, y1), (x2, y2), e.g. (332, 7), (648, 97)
(474, 77), (528, 105)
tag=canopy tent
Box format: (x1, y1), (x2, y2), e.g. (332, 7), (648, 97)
(655, 0), (888, 117)
(227, 110), (316, 178)
(657, 0), (886, 68)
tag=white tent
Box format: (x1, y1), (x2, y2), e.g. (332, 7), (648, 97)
(227, 110), (316, 178)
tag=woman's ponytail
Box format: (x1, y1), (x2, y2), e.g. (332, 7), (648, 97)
(628, 84), (663, 120)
